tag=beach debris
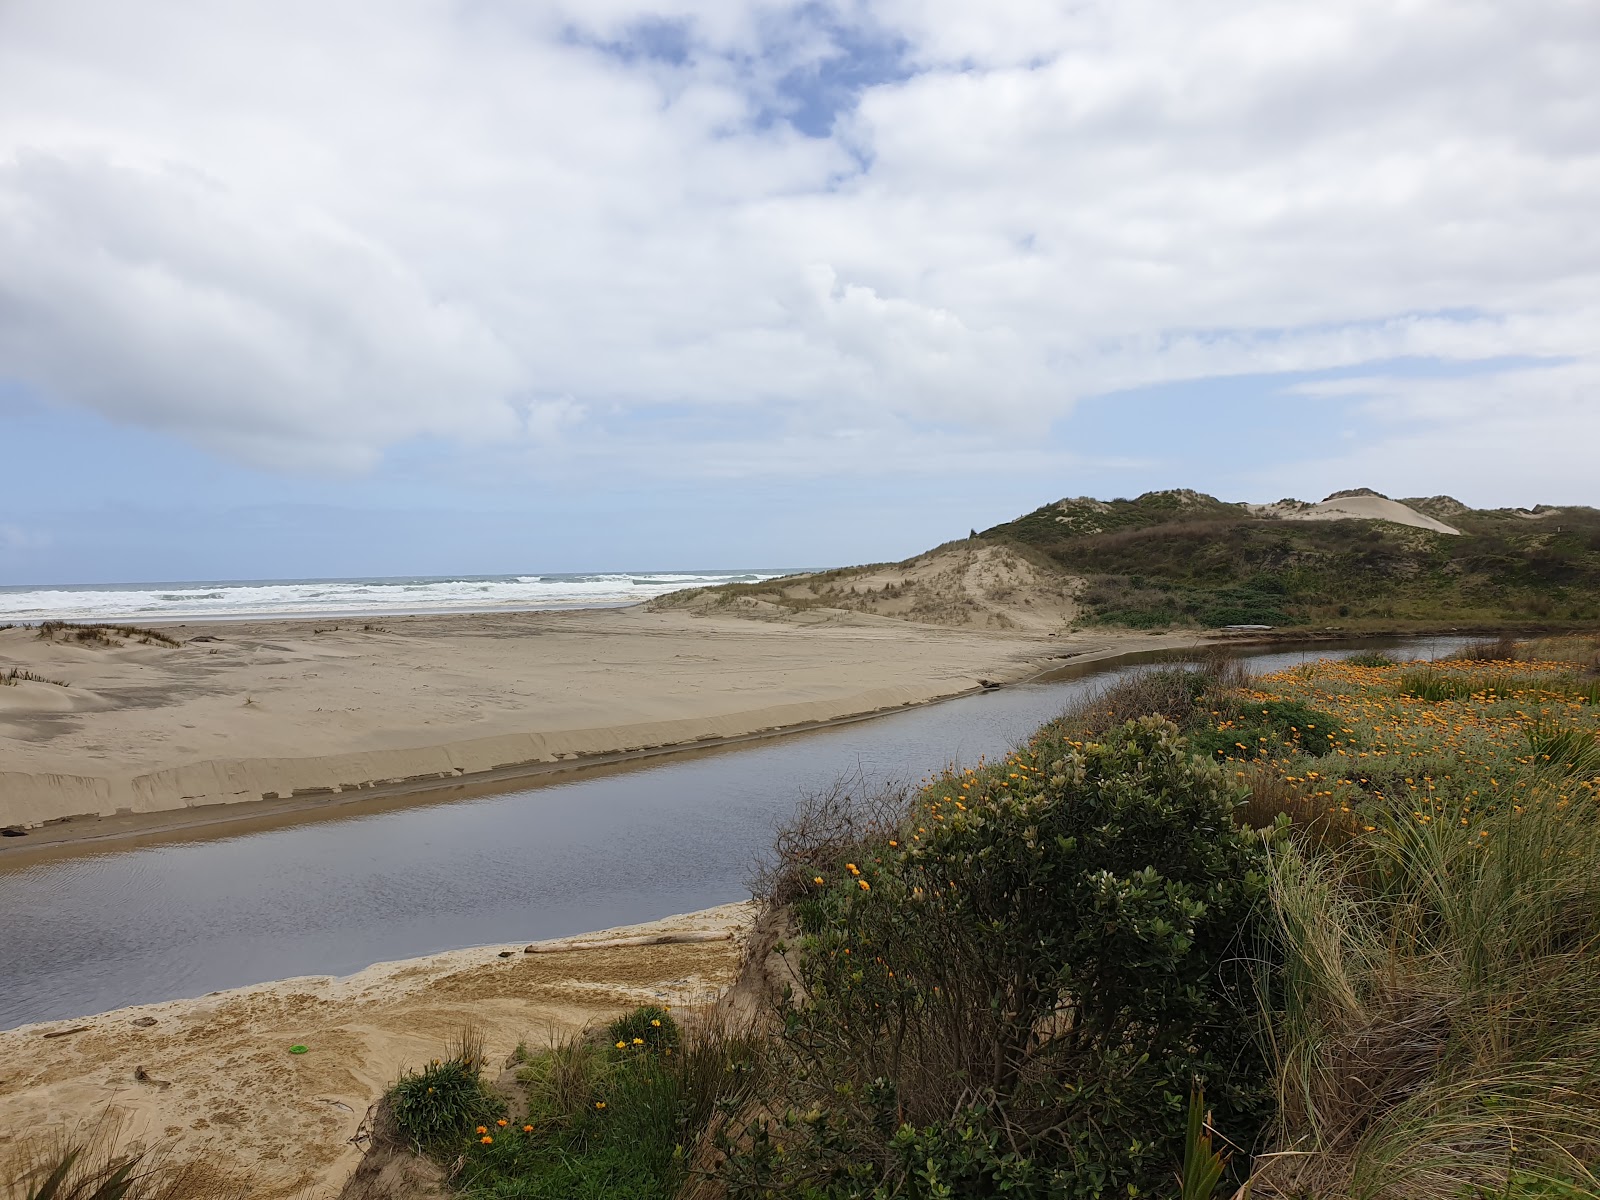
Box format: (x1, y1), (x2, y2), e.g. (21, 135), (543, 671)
(131, 1016), (158, 1027)
(525, 931), (733, 954)
(497, 950), (514, 958)
(288, 1044), (309, 1055)
(134, 1065), (172, 1089)
(41, 1025), (91, 1039)
(1, 825), (26, 837)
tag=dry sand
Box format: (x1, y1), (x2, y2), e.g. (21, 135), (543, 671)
(1255, 494), (1462, 535)
(0, 903), (757, 1198)
(0, 604), (1197, 837)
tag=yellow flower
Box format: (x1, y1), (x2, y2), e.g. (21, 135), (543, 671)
(813, 876), (824, 885)
(615, 1040), (626, 1049)
(596, 1101), (607, 1109)
(858, 879), (871, 891)
(651, 1019), (661, 1027)
(633, 1037), (644, 1044)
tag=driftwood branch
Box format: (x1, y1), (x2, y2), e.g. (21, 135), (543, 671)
(523, 931), (732, 954)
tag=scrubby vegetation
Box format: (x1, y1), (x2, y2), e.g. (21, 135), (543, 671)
(354, 636), (1600, 1198)
(984, 491), (1600, 631)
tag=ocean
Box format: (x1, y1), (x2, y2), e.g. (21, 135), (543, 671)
(0, 570), (796, 623)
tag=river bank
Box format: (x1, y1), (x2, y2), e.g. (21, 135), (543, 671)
(0, 903), (758, 1199)
(0, 605), (1210, 846)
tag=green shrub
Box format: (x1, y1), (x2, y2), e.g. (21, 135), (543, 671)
(1189, 697), (1341, 761)
(457, 1016), (764, 1200)
(728, 716), (1278, 1198)
(1343, 652), (1397, 668)
(387, 1032), (503, 1153)
(606, 1005), (680, 1057)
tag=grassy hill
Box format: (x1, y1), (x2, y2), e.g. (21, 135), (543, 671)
(982, 489), (1600, 630)
(654, 488), (1600, 634)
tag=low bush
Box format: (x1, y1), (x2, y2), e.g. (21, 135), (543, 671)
(387, 1030), (503, 1153)
(1342, 652), (1397, 668)
(721, 715), (1279, 1198)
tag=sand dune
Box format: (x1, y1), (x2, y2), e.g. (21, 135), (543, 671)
(1256, 493), (1462, 535)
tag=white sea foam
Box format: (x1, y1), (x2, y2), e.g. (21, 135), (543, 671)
(0, 570), (792, 623)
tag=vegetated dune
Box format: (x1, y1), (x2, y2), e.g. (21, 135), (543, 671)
(651, 541), (1085, 633)
(665, 486), (1600, 636)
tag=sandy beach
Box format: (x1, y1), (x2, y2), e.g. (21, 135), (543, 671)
(0, 603), (1203, 841)
(0, 903), (758, 1198)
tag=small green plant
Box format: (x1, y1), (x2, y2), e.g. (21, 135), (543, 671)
(1343, 651), (1397, 668)
(1180, 1085), (1230, 1200)
(606, 1004), (679, 1056)
(386, 1030), (502, 1153)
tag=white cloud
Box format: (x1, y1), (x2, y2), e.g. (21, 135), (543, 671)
(1252, 360), (1600, 506)
(0, 0), (1596, 481)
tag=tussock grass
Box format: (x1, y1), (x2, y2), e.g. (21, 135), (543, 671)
(35, 622), (179, 648)
(2, 667), (70, 687)
(4, 1124), (253, 1200)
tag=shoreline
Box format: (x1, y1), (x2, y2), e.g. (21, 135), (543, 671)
(0, 604), (1214, 853)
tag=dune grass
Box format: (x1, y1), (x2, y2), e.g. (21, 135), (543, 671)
(34, 622), (179, 648)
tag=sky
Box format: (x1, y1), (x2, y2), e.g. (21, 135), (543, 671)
(1, 0), (1597, 584)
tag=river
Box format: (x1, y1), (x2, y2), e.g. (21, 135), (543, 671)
(0, 637), (1465, 1028)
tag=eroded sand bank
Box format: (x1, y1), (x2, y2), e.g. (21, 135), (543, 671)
(0, 606), (1201, 836)
(0, 903), (757, 1198)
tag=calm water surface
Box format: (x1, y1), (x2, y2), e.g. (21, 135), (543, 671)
(0, 638), (1465, 1028)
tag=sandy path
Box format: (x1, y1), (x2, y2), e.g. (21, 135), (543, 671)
(0, 903), (756, 1198)
(0, 606), (1182, 835)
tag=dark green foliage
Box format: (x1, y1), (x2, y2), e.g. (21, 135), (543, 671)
(605, 1005), (679, 1057)
(1180, 1086), (1229, 1200)
(455, 1014), (764, 1200)
(981, 491), (1600, 630)
(727, 717), (1277, 1199)
(387, 1039), (503, 1153)
(1188, 698), (1340, 761)
(1343, 652), (1397, 667)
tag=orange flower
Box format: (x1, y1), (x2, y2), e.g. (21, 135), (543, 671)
(481, 1135), (493, 1144)
(523, 1124), (534, 1132)
(476, 1126), (488, 1134)
(497, 1119), (508, 1127)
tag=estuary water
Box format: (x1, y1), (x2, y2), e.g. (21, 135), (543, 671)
(0, 637), (1467, 1028)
